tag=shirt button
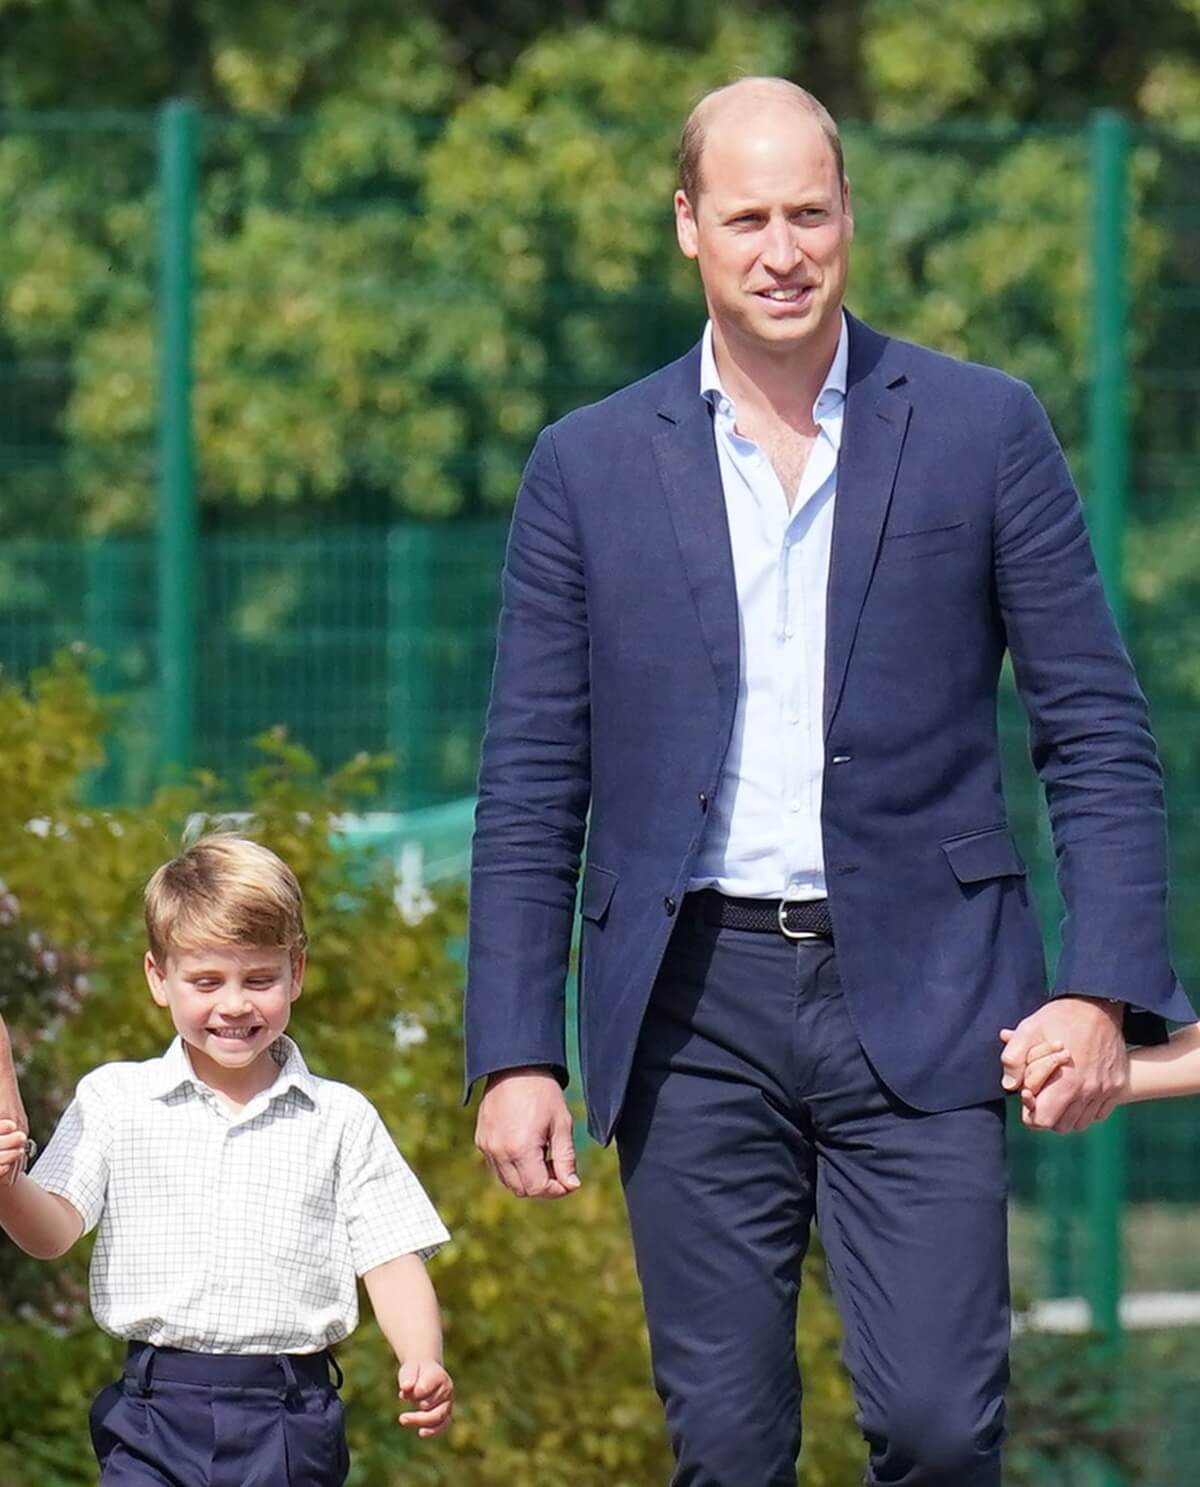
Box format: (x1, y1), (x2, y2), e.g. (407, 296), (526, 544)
(664, 896), (677, 916)
(783, 628), (794, 640)
(788, 799), (801, 813)
(786, 715), (800, 726)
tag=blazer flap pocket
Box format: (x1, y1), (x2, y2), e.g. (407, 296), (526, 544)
(880, 520), (968, 559)
(580, 864), (618, 922)
(941, 827), (1026, 884)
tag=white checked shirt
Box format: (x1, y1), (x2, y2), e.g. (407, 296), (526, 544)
(30, 1035), (449, 1354)
(689, 313), (849, 901)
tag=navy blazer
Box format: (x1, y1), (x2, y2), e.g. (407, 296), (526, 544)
(466, 315), (1194, 1143)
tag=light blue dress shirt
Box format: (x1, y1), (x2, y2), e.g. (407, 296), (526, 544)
(688, 312), (849, 902)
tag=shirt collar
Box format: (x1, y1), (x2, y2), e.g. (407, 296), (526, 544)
(700, 310), (849, 421)
(149, 1033), (318, 1109)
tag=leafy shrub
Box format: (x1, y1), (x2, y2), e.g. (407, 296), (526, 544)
(0, 657), (862, 1485)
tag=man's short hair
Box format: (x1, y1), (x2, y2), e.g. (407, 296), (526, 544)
(144, 833), (308, 964)
(678, 77), (845, 203)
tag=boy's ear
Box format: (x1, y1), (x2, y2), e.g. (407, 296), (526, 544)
(289, 950), (306, 1002)
(144, 951), (170, 1007)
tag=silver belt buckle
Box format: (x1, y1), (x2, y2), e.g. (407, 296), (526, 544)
(778, 899), (819, 941)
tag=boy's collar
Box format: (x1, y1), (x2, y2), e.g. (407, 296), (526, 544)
(149, 1033), (319, 1108)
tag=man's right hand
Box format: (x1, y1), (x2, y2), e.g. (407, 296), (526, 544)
(474, 1067), (581, 1199)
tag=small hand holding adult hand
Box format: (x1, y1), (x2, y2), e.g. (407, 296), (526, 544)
(999, 1030), (1073, 1124)
(1000, 997), (1128, 1133)
(0, 1119), (28, 1188)
(475, 1067), (581, 1199)
(397, 1359), (454, 1437)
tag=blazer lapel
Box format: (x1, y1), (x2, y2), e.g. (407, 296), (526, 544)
(824, 321), (912, 737)
(651, 358), (740, 723)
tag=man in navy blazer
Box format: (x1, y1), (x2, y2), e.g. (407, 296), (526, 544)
(466, 77), (1192, 1484)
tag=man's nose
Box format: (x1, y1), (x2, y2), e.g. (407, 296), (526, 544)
(760, 217), (801, 274)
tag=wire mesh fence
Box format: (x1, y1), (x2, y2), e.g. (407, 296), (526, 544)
(1, 104), (1200, 1481)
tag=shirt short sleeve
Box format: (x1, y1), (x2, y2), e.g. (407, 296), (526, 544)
(338, 1097), (449, 1275)
(29, 1069), (114, 1234)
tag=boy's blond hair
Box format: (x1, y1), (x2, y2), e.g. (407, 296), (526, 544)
(144, 834), (308, 964)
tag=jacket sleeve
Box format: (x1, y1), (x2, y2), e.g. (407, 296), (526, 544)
(993, 379), (1193, 1035)
(463, 426), (591, 1097)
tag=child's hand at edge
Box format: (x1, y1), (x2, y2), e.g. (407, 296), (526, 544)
(0, 1119), (27, 1187)
(397, 1358), (454, 1437)
(1000, 1029), (1073, 1126)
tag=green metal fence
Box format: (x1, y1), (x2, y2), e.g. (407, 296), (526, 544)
(2, 104), (1200, 1481)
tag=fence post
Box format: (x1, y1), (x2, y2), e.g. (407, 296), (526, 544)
(387, 527), (437, 808)
(1086, 106), (1131, 1485)
(157, 100), (198, 778)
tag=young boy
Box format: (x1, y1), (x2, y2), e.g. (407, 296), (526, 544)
(0, 833), (452, 1486)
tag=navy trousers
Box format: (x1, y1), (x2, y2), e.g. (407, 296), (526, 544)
(616, 917), (1010, 1486)
(89, 1343), (350, 1487)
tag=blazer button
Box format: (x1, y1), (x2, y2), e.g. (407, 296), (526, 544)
(698, 792), (708, 812)
(664, 896), (677, 916)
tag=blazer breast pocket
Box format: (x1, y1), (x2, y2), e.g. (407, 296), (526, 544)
(878, 520), (969, 561)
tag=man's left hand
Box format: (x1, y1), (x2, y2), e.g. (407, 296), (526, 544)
(1001, 996), (1128, 1133)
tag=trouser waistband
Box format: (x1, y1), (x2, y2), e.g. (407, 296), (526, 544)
(123, 1342), (343, 1397)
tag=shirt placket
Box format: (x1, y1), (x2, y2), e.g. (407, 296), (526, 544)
(787, 408), (838, 894)
(780, 504), (806, 891)
(191, 1089), (232, 1349)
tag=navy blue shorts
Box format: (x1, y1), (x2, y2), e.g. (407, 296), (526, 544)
(89, 1342), (350, 1486)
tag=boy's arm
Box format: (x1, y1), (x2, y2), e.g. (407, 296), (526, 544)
(362, 1254), (453, 1437)
(0, 1128), (84, 1258)
(1118, 1023), (1200, 1104)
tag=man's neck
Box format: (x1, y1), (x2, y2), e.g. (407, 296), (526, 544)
(710, 314), (842, 434)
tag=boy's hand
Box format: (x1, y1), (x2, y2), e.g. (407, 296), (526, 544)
(397, 1359), (454, 1438)
(0, 1120), (28, 1187)
(1000, 1029), (1074, 1127)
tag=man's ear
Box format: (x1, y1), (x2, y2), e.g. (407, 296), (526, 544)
(842, 177), (855, 239)
(675, 188), (700, 260)
(145, 951), (170, 1008)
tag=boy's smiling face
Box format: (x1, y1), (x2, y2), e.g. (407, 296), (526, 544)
(145, 943), (304, 1089)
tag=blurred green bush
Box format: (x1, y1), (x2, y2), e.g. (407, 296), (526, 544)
(0, 656), (864, 1485)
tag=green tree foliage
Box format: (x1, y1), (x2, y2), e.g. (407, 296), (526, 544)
(2, 3), (1199, 533)
(0, 657), (866, 1485)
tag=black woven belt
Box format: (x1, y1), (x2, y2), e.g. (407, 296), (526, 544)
(686, 891), (833, 940)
